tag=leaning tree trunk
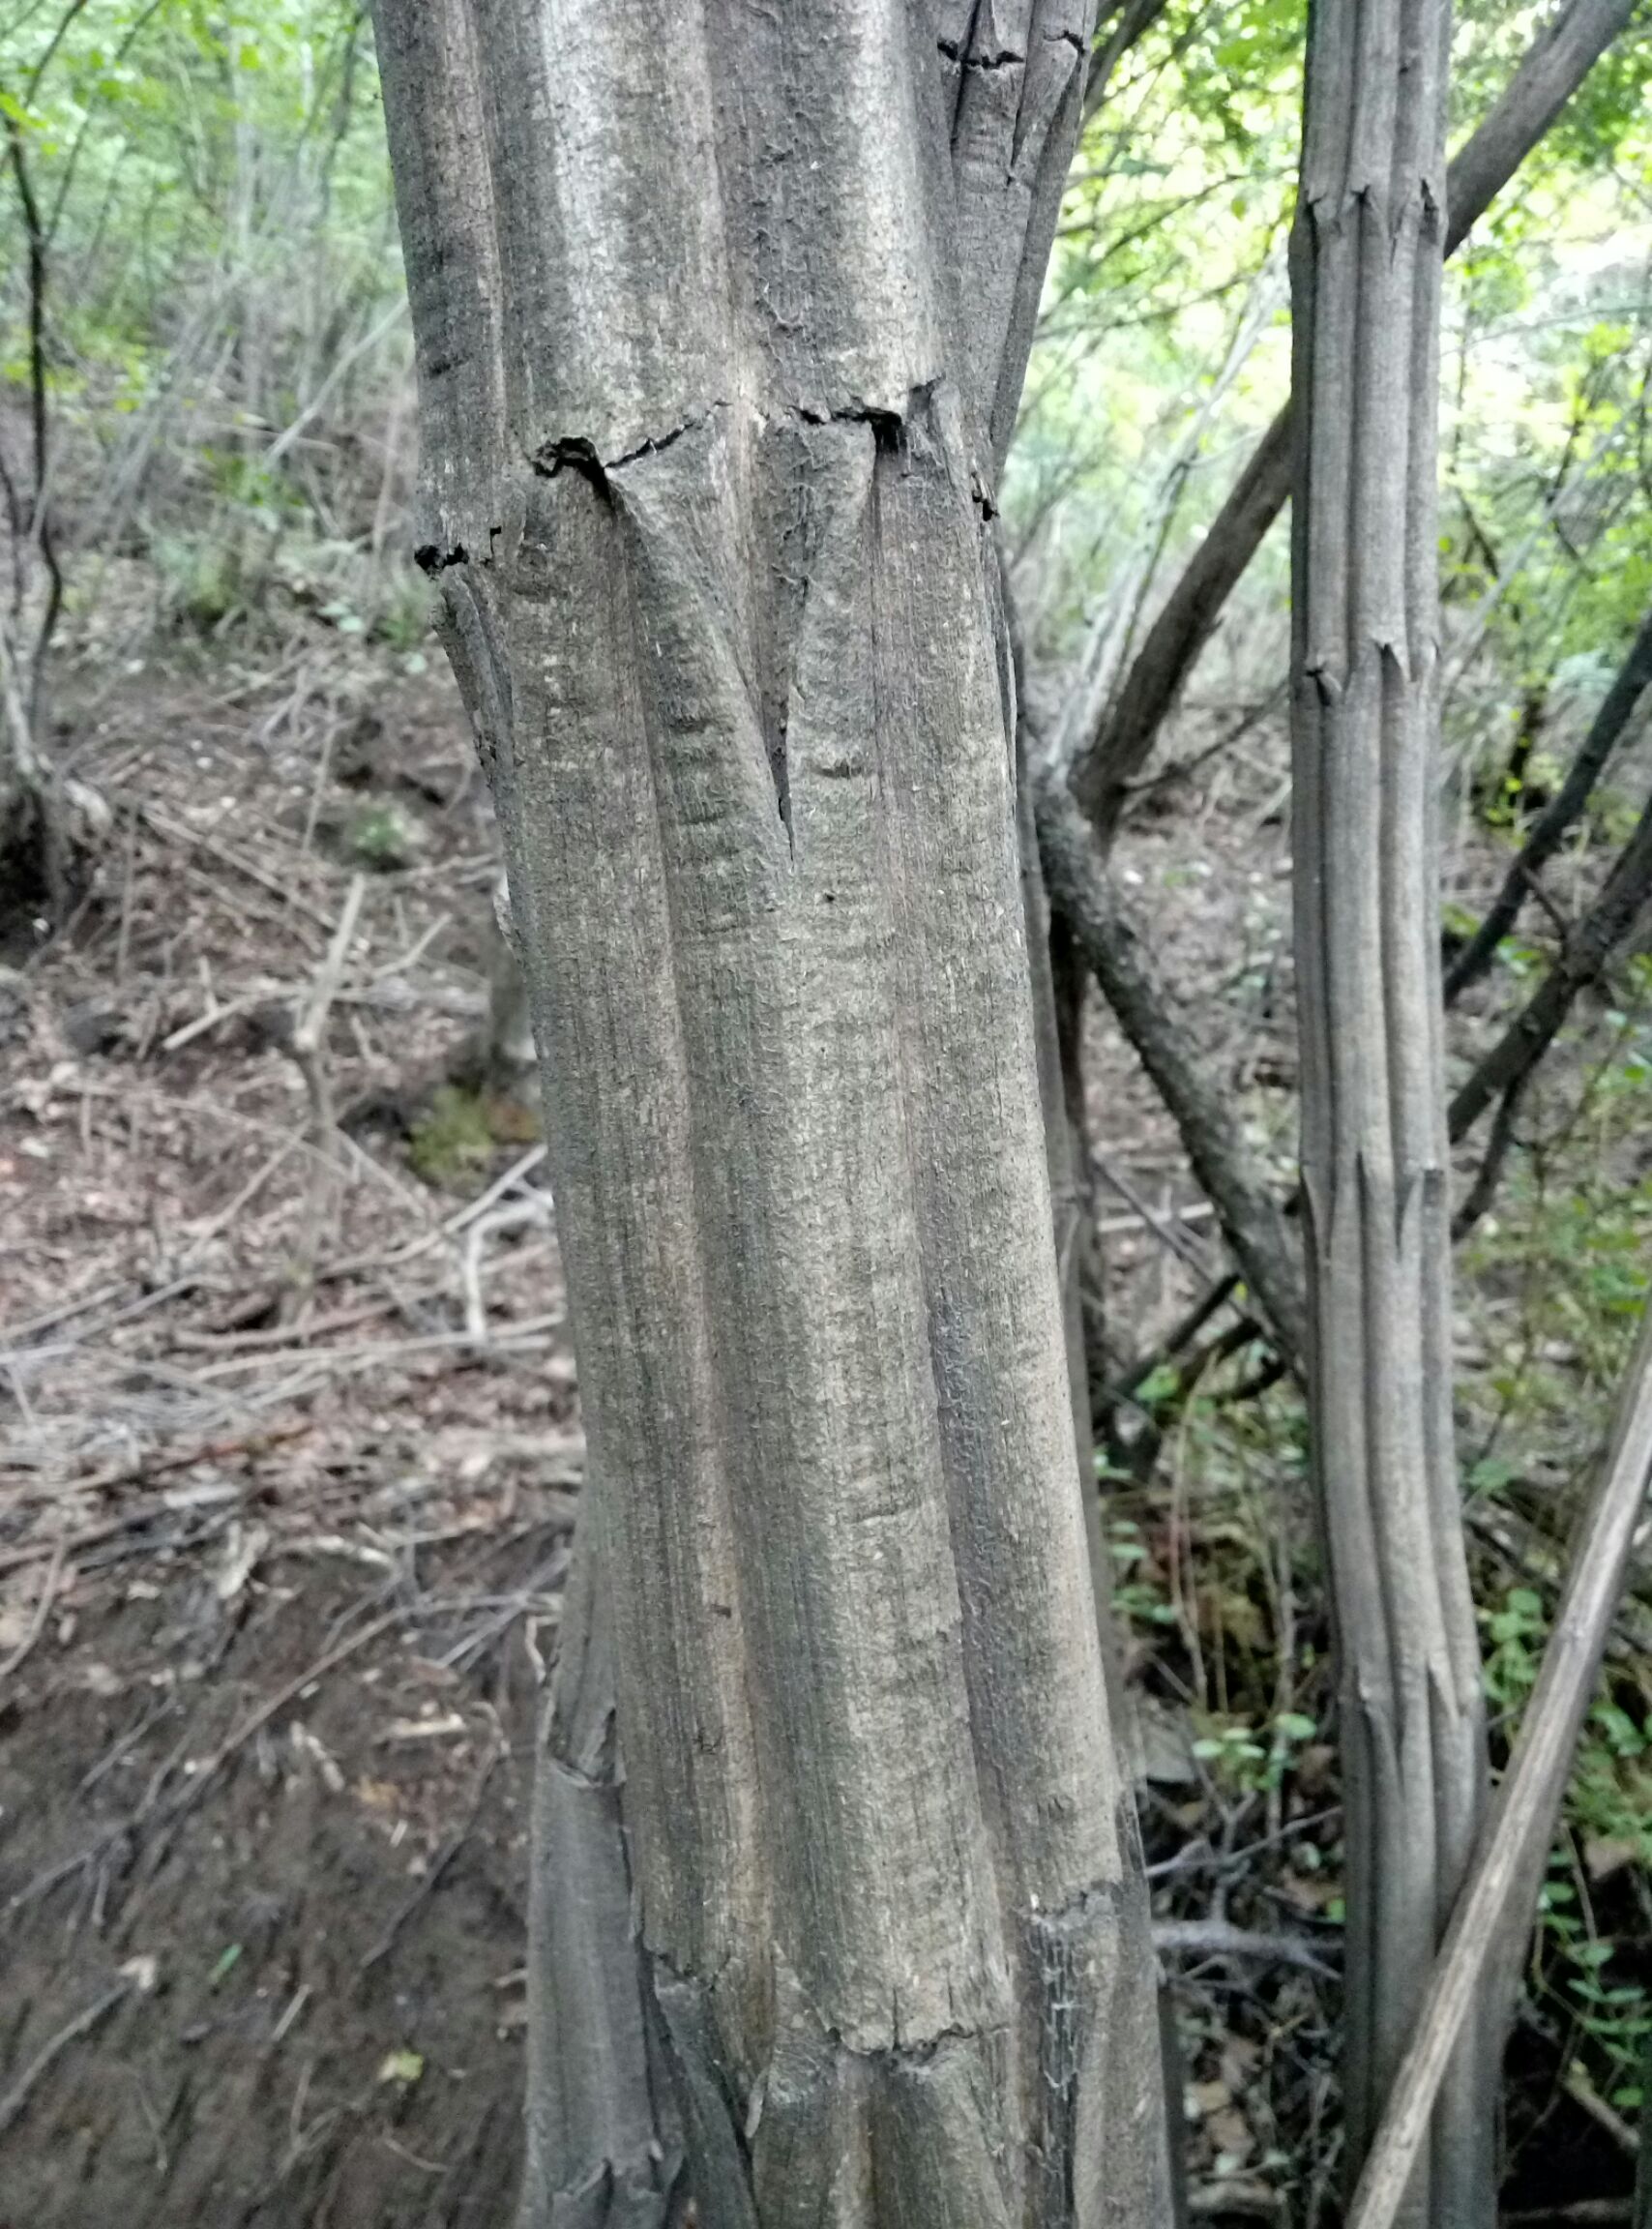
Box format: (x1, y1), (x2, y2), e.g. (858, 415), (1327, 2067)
(1290, 4), (1492, 2223)
(372, 5), (1171, 2224)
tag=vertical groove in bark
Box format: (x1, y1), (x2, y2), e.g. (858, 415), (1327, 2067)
(375, 3), (1170, 2222)
(940, 0), (1098, 473)
(1289, 5), (1492, 2222)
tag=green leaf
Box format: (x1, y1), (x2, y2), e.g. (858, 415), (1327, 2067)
(209, 1943), (243, 1987)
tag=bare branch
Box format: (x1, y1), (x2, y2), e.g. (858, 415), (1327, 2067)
(1451, 1075), (1529, 1243)
(1066, 0), (1641, 841)
(3, 103), (64, 703)
(1346, 1311), (1652, 2229)
(1082, 0), (1172, 123)
(1449, 784), (1652, 1142)
(1034, 771), (1308, 1369)
(1447, 604), (1652, 1001)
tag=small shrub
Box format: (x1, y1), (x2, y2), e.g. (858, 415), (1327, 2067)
(349, 799), (418, 870)
(408, 1086), (494, 1187)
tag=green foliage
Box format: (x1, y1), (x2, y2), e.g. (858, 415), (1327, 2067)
(1, 0), (421, 648)
(1014, 0), (1652, 756)
(349, 797), (417, 870)
(407, 1085), (494, 1188)
(1107, 1513), (1182, 1628)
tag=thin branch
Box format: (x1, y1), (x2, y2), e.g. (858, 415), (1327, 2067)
(1450, 783), (1652, 1142)
(1447, 604), (1652, 1001)
(1346, 1310), (1652, 2229)
(1092, 1150), (1216, 1280)
(3, 102), (64, 703)
(1451, 1074), (1529, 1242)
(0, 1981), (132, 2141)
(1034, 770), (1308, 1370)
(23, 0), (91, 102)
(0, 1537), (67, 1683)
(1153, 1918), (1339, 1977)
(1064, 0), (1641, 840)
(1082, 0), (1173, 123)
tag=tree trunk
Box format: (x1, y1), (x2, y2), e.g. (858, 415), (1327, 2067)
(520, 1512), (686, 2228)
(372, 5), (1171, 2223)
(1289, 4), (1492, 2222)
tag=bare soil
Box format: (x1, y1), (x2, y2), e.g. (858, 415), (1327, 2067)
(1, 632), (1640, 2224)
(1, 632), (567, 2226)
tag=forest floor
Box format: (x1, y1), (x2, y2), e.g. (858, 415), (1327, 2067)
(0, 608), (1642, 2223)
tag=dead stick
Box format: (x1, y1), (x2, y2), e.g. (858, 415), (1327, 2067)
(0, 1982), (132, 2140)
(0, 1538), (66, 1682)
(288, 873), (368, 1297)
(0, 1504), (233, 1579)
(165, 1606), (406, 1824)
(1152, 1918), (1338, 1976)
(76, 1420), (313, 1498)
(1347, 1309), (1652, 2229)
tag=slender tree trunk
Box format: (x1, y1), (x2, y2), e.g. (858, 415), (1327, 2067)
(373, 5), (1171, 2222)
(1067, 0), (1638, 842)
(1289, 5), (1492, 2222)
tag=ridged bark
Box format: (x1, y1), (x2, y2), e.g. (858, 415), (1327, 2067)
(373, 6), (1171, 2224)
(1289, 4), (1492, 2222)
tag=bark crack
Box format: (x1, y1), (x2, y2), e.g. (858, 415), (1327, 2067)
(414, 539), (469, 577)
(533, 404), (728, 483)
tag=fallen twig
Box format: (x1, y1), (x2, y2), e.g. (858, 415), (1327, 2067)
(0, 1493), (241, 1577)
(165, 1605), (407, 1825)
(1563, 2062), (1640, 2160)
(1152, 1917), (1338, 1976)
(0, 1538), (67, 1682)
(359, 1743), (502, 1973)
(73, 1420), (312, 1499)
(0, 1980), (132, 2140)
(1092, 1151), (1217, 1281)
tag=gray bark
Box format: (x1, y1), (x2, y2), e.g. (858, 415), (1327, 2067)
(1289, 5), (1492, 2222)
(1345, 1306), (1652, 2229)
(1067, 0), (1639, 843)
(521, 1516), (686, 2229)
(373, 5), (1170, 2224)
